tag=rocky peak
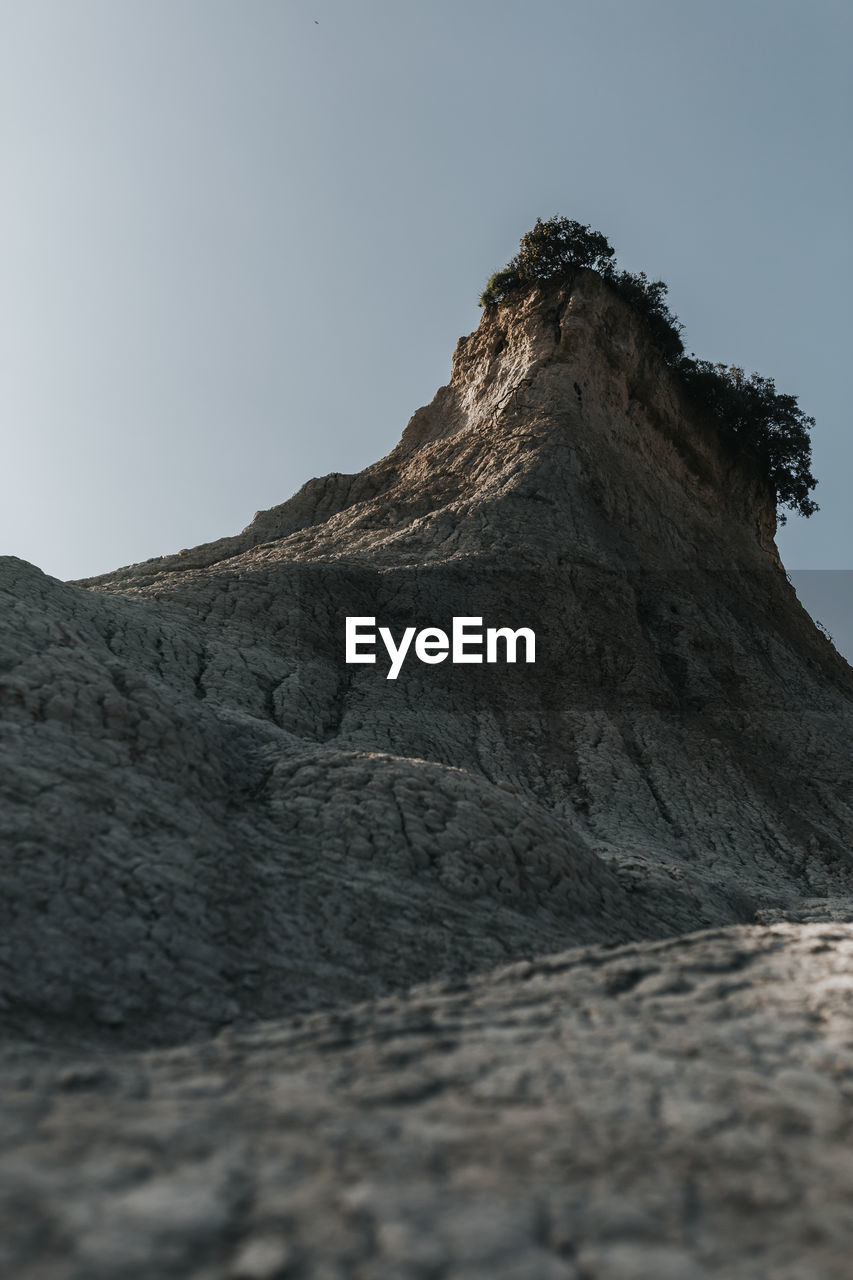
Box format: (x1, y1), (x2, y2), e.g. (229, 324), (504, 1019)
(3, 255), (851, 1280)
(80, 269), (778, 588)
(0, 264), (851, 1053)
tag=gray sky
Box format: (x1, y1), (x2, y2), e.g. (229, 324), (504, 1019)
(1, 1), (851, 609)
(788, 572), (853, 669)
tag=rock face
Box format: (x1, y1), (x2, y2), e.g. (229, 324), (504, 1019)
(2, 267), (851, 1046)
(1, 268), (852, 1275)
(3, 924), (853, 1280)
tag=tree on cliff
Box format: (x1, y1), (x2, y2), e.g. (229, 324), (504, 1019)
(479, 215), (818, 520)
(480, 216), (684, 360)
(479, 217), (614, 305)
(677, 361), (819, 522)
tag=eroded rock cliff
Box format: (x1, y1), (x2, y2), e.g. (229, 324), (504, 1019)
(2, 268), (852, 1050)
(3, 266), (853, 1277)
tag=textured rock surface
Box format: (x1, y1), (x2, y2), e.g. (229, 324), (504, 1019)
(1, 268), (852, 1272)
(2, 926), (853, 1279)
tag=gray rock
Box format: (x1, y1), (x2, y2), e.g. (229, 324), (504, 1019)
(1, 270), (851, 1273)
(1, 926), (852, 1277)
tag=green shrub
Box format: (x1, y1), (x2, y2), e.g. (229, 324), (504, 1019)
(479, 217), (614, 305)
(676, 360), (818, 521)
(512, 216), (615, 279)
(479, 268), (523, 307)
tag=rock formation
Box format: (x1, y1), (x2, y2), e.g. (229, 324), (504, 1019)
(1, 268), (851, 1276)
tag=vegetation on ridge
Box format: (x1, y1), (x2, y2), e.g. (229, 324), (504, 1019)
(479, 216), (818, 521)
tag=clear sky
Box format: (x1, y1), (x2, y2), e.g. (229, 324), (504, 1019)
(1, 1), (851, 603)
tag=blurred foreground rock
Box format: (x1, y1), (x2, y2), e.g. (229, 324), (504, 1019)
(2, 925), (852, 1279)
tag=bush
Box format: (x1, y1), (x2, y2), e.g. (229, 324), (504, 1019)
(479, 217), (614, 305)
(512, 216), (615, 279)
(479, 268), (523, 307)
(478, 214), (819, 521)
(676, 360), (818, 521)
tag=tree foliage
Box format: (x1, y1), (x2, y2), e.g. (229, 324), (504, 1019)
(479, 267), (523, 307)
(514, 216), (615, 279)
(677, 360), (818, 522)
(478, 214), (819, 520)
(479, 217), (614, 305)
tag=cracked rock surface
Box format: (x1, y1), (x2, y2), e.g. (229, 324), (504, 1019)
(2, 926), (853, 1279)
(1, 269), (852, 1273)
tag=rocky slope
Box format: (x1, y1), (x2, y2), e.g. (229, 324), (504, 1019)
(1, 267), (852, 1275)
(4, 923), (853, 1280)
(2, 267), (851, 1047)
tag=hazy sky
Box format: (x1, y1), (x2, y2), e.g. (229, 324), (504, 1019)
(1, 1), (851, 603)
